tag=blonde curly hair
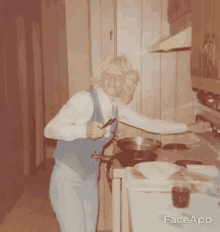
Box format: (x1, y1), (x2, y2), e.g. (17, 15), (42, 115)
(90, 54), (140, 104)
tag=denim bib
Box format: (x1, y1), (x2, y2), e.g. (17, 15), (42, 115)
(53, 89), (118, 180)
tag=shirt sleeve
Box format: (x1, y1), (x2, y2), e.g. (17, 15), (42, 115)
(44, 91), (94, 141)
(117, 101), (188, 134)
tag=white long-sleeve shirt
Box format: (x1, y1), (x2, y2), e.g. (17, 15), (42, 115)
(44, 88), (187, 141)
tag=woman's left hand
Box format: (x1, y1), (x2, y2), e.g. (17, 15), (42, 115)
(187, 120), (213, 133)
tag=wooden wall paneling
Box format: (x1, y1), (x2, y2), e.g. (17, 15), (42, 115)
(16, 15), (29, 175)
(65, 0), (91, 97)
(160, 52), (177, 144)
(100, 1), (115, 230)
(42, 0), (65, 159)
(90, 0), (102, 69)
(0, 1), (10, 221)
(4, 3), (24, 209)
(58, 0), (69, 105)
(212, 0), (220, 79)
(50, 0), (62, 116)
(160, 0), (177, 145)
(41, 0), (53, 127)
(203, 0), (214, 79)
(175, 50), (196, 142)
(41, 0), (58, 159)
(24, 0), (41, 174)
(161, 0), (170, 39)
(191, 0), (204, 78)
(117, 0), (142, 139)
(32, 21), (44, 168)
(101, 0), (115, 59)
(176, 51), (194, 124)
(141, 0), (161, 142)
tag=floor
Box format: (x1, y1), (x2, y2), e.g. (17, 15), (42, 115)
(0, 158), (110, 232)
(0, 159), (60, 232)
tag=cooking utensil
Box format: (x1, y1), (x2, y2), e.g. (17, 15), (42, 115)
(134, 162), (181, 180)
(99, 118), (117, 129)
(162, 143), (189, 151)
(116, 137), (162, 152)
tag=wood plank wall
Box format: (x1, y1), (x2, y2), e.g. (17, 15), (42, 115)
(41, 0), (69, 159)
(32, 21), (45, 168)
(65, 0), (91, 98)
(160, 0), (196, 145)
(16, 15), (29, 175)
(117, 0), (142, 142)
(141, 0), (161, 142)
(1, 1), (25, 221)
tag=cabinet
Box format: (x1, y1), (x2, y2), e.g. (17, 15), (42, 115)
(168, 0), (192, 23)
(191, 0), (220, 80)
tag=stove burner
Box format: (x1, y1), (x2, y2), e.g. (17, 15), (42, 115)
(162, 143), (189, 151)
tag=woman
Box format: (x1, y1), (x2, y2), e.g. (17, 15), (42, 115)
(44, 54), (211, 232)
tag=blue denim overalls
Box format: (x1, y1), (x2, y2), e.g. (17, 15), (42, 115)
(50, 89), (118, 232)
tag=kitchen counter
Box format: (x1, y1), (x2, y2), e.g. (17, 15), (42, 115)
(128, 190), (220, 232)
(113, 139), (220, 171)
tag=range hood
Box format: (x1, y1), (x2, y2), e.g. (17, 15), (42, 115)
(148, 26), (192, 53)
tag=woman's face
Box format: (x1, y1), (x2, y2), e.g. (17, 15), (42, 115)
(101, 65), (126, 98)
(119, 77), (137, 104)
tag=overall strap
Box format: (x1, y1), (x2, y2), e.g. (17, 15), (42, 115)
(86, 89), (104, 125)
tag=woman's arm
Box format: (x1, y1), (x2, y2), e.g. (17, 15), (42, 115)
(117, 102), (187, 134)
(44, 91), (94, 141)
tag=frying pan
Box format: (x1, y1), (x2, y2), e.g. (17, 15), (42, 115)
(91, 136), (162, 160)
(116, 137), (162, 152)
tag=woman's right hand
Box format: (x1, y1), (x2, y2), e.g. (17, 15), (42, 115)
(86, 122), (107, 140)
